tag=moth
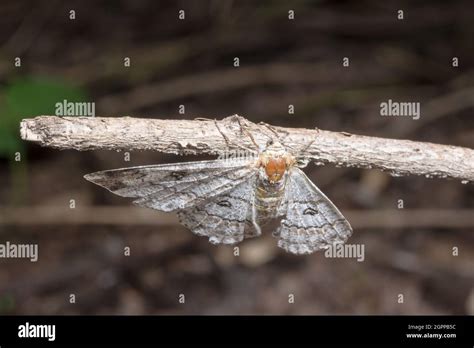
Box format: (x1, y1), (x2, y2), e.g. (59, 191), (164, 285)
(84, 139), (352, 255)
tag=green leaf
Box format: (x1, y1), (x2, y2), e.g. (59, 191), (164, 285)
(0, 76), (87, 157)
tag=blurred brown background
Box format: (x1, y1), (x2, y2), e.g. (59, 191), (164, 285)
(0, 0), (473, 314)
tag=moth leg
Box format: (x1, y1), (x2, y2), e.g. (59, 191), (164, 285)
(234, 116), (264, 151)
(250, 198), (262, 237)
(214, 119), (258, 153)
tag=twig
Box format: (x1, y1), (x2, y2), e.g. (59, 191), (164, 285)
(20, 115), (474, 182)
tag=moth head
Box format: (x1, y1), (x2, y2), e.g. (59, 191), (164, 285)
(263, 139), (286, 153)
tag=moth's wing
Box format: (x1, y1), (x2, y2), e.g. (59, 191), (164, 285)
(84, 159), (254, 211)
(178, 173), (259, 245)
(134, 165), (256, 212)
(275, 168), (352, 255)
(84, 159), (247, 197)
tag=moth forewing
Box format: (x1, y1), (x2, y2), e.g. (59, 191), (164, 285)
(84, 159), (251, 199)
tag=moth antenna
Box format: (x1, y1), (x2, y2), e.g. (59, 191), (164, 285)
(296, 137), (316, 156)
(260, 122), (301, 153)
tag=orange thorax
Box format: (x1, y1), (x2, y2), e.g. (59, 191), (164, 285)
(264, 157), (287, 183)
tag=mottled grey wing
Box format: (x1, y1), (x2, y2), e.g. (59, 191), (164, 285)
(178, 174), (260, 245)
(84, 159), (254, 212)
(275, 168), (352, 255)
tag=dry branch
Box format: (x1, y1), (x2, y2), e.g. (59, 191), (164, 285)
(20, 115), (474, 183)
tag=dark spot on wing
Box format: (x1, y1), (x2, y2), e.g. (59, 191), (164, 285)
(170, 171), (186, 180)
(108, 182), (125, 191)
(217, 200), (232, 208)
(303, 207), (318, 215)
